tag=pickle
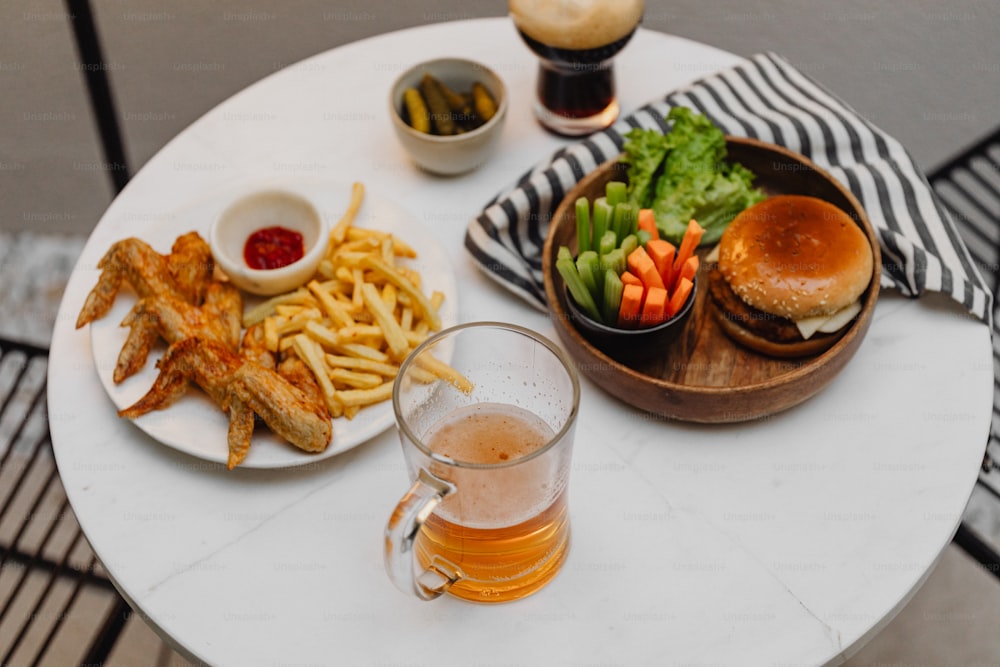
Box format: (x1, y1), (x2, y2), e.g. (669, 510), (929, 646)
(419, 73), (456, 136)
(436, 78), (471, 114)
(471, 82), (497, 123)
(402, 87), (431, 134)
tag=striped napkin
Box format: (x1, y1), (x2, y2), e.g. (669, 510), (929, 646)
(464, 52), (993, 327)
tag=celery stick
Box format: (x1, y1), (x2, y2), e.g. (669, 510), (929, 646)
(592, 197), (611, 244)
(600, 247), (626, 278)
(636, 229), (652, 247)
(619, 233), (638, 260)
(557, 258), (602, 322)
(598, 230), (617, 257)
(621, 202), (638, 237)
(575, 197), (591, 254)
(611, 203), (627, 240)
(612, 202), (639, 239)
(602, 270), (624, 325)
(576, 250), (602, 303)
(557, 245), (573, 262)
(606, 180), (627, 208)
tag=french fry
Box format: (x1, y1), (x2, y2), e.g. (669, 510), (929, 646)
(399, 307), (414, 332)
(324, 354), (399, 377)
(274, 304), (308, 317)
(330, 181), (365, 245)
(291, 334), (336, 404)
(380, 237), (395, 265)
(242, 289), (313, 327)
(360, 255), (441, 330)
(336, 324), (382, 343)
(325, 394), (345, 419)
(337, 342), (390, 363)
(403, 330), (430, 347)
(336, 382), (394, 407)
(430, 291), (445, 308)
(243, 181), (457, 421)
(264, 316), (280, 352)
(275, 318), (310, 337)
(316, 259), (336, 280)
(351, 269), (364, 310)
(381, 285), (397, 318)
(329, 368), (383, 389)
(346, 227), (386, 240)
(407, 366), (442, 385)
(345, 228), (417, 258)
(414, 352), (474, 394)
(388, 236), (417, 258)
(360, 282), (409, 360)
(307, 280), (355, 328)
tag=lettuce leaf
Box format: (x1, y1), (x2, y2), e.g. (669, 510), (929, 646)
(620, 107), (765, 245)
(620, 128), (670, 209)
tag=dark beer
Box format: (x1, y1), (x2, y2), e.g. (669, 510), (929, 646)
(517, 28), (637, 120)
(510, 0), (643, 135)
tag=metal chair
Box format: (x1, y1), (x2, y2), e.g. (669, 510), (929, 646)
(0, 338), (132, 665)
(928, 126), (1000, 578)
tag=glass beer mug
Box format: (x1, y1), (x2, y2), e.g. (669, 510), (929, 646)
(384, 322), (580, 602)
(510, 0), (644, 135)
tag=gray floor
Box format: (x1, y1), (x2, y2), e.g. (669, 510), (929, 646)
(3, 1), (999, 664)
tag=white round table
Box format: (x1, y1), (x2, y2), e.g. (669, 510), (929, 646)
(49, 18), (993, 667)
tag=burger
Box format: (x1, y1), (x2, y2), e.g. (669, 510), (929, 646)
(707, 194), (874, 358)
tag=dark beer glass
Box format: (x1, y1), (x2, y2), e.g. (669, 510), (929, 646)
(510, 0), (643, 136)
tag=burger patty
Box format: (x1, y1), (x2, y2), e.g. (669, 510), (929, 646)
(707, 268), (809, 343)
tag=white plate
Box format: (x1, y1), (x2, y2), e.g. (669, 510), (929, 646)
(89, 178), (458, 469)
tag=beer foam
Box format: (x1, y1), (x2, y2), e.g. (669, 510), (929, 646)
(510, 0), (644, 50)
(426, 403), (563, 527)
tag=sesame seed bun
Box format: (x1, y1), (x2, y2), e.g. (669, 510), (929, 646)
(711, 195), (874, 357)
(718, 195), (873, 321)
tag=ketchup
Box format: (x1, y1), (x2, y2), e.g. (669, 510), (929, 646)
(243, 226), (304, 270)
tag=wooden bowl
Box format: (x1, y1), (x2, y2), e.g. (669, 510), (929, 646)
(542, 137), (882, 423)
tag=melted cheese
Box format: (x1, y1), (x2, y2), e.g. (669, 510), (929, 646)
(794, 300), (862, 340)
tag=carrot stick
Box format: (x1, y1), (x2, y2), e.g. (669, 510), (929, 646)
(677, 254), (699, 288)
(626, 246), (665, 290)
(672, 219), (704, 277)
(666, 277), (694, 317)
(645, 238), (676, 289)
(620, 271), (643, 288)
(617, 283), (644, 328)
(640, 286), (668, 326)
(637, 208), (659, 240)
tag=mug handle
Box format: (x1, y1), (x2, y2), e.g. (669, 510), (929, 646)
(384, 469), (459, 600)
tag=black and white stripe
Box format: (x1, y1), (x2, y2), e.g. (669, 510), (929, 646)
(464, 52), (994, 327)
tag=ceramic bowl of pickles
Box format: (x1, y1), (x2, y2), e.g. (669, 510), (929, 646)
(389, 57), (508, 176)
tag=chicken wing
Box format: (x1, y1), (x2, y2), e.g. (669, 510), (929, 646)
(166, 231), (214, 306)
(77, 231), (230, 383)
(76, 237), (180, 329)
(120, 336), (332, 469)
(114, 282), (242, 383)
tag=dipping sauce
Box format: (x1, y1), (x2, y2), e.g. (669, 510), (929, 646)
(243, 226), (304, 270)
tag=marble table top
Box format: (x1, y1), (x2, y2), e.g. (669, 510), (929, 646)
(45, 18), (993, 667)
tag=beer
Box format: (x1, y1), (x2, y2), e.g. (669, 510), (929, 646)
(385, 322), (579, 603)
(510, 0), (644, 134)
(415, 402), (570, 602)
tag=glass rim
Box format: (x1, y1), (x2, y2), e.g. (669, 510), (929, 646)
(392, 321), (581, 470)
